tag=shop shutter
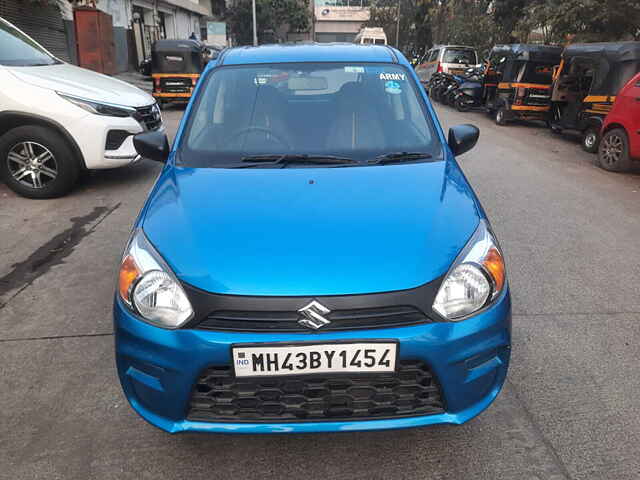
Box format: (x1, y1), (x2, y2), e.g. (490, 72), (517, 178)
(0, 0), (71, 62)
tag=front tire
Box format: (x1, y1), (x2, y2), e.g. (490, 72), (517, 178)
(495, 107), (508, 126)
(0, 125), (80, 198)
(455, 96), (471, 112)
(598, 128), (632, 172)
(581, 127), (600, 153)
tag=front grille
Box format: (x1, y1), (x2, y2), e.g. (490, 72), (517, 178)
(187, 360), (445, 422)
(133, 104), (162, 131)
(160, 77), (191, 93)
(197, 305), (430, 332)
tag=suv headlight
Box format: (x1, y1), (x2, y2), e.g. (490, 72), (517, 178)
(58, 92), (136, 117)
(118, 229), (193, 328)
(433, 220), (506, 320)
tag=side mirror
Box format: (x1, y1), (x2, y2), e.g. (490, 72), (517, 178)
(448, 124), (479, 156)
(133, 131), (170, 163)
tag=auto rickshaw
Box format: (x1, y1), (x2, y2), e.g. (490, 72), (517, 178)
(151, 39), (205, 108)
(550, 42), (640, 152)
(484, 44), (562, 126)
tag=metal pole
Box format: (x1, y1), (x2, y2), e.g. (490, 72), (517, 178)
(310, 0), (315, 42)
(252, 0), (258, 46)
(395, 0), (400, 48)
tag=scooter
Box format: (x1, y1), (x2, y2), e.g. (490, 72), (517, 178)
(443, 74), (467, 106)
(453, 66), (485, 112)
(427, 73), (449, 103)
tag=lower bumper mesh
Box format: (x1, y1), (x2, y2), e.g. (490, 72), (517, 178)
(187, 359), (445, 422)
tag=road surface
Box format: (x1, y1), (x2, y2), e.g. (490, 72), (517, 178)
(1, 104), (639, 480)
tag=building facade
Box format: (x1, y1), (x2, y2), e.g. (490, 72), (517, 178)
(0, 0), (212, 73)
(314, 0), (370, 43)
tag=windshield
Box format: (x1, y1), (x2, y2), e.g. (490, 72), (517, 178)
(181, 63), (439, 167)
(443, 49), (476, 65)
(0, 20), (57, 66)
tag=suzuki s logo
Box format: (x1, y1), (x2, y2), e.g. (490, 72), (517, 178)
(298, 300), (331, 330)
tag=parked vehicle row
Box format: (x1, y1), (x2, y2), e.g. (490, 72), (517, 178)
(550, 42), (640, 154)
(423, 41), (640, 172)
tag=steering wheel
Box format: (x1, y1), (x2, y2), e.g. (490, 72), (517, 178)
(227, 126), (291, 150)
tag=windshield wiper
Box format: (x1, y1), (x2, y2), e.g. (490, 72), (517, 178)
(368, 152), (433, 165)
(236, 154), (359, 168)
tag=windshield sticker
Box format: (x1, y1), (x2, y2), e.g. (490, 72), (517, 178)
(385, 80), (402, 94)
(344, 66), (365, 73)
(379, 72), (406, 81)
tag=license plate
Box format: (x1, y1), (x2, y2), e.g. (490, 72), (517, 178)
(232, 342), (397, 377)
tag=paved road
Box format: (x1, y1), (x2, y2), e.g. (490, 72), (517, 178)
(2, 103), (640, 480)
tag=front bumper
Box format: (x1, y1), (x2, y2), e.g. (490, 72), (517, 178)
(114, 291), (511, 434)
(67, 109), (163, 170)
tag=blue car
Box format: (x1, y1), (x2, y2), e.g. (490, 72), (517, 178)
(114, 44), (511, 434)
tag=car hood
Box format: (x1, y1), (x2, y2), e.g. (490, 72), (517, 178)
(142, 161), (482, 296)
(6, 63), (154, 107)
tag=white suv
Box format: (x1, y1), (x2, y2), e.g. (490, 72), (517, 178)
(0, 16), (161, 198)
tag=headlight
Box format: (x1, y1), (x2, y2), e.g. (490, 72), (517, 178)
(118, 229), (193, 328)
(58, 92), (136, 117)
(433, 220), (506, 320)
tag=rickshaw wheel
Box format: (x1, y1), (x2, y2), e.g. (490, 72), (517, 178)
(598, 128), (631, 172)
(495, 107), (508, 126)
(581, 127), (600, 153)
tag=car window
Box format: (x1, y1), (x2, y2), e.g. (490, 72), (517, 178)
(0, 19), (57, 66)
(443, 49), (476, 65)
(181, 63), (438, 167)
(429, 50), (439, 62)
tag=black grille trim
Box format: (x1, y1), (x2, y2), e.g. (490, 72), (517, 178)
(182, 276), (445, 332)
(199, 305), (429, 332)
(187, 359), (445, 423)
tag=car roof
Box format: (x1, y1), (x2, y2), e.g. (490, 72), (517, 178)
(432, 45), (476, 50)
(219, 43), (398, 65)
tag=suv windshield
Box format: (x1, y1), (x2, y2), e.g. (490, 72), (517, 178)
(443, 49), (476, 65)
(0, 20), (58, 66)
(181, 63), (438, 167)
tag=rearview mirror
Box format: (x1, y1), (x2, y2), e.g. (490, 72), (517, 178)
(448, 124), (479, 156)
(133, 131), (170, 163)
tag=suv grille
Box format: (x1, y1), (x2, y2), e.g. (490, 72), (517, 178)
(133, 104), (162, 131)
(197, 305), (430, 332)
(187, 360), (444, 422)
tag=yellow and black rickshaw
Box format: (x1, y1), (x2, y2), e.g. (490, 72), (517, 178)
(484, 44), (562, 126)
(151, 39), (205, 109)
(550, 42), (640, 152)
